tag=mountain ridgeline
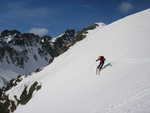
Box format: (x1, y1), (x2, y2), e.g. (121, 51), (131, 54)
(0, 24), (99, 87)
(0, 23), (99, 113)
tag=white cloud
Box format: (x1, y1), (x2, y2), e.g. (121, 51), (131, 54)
(29, 28), (48, 36)
(118, 2), (134, 13)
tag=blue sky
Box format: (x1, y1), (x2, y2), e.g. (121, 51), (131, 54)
(0, 0), (149, 36)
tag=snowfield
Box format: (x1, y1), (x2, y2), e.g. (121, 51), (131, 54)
(15, 9), (150, 113)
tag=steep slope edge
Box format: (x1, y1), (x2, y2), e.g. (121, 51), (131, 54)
(15, 9), (150, 113)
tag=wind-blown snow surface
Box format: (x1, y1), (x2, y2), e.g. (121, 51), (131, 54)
(15, 9), (150, 113)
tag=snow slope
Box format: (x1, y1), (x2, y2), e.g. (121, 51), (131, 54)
(15, 9), (150, 113)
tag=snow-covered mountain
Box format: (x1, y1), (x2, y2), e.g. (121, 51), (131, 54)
(0, 29), (78, 87)
(2, 8), (150, 113)
(0, 23), (100, 113)
(0, 30), (54, 87)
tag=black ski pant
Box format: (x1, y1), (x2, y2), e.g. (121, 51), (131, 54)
(97, 62), (104, 70)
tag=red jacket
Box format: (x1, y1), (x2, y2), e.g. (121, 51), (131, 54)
(96, 56), (105, 63)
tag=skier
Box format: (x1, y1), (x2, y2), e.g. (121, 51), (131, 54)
(96, 56), (105, 74)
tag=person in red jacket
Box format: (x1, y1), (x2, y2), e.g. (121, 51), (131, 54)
(96, 56), (105, 74)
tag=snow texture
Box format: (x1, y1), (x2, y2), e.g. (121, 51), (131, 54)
(14, 9), (150, 113)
